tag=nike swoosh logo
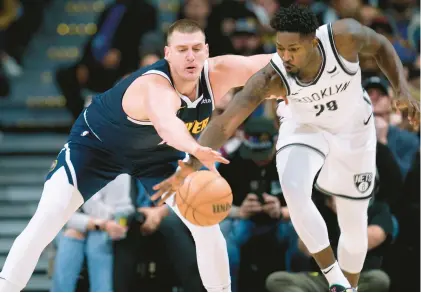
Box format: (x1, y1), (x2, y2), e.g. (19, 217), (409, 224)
(323, 267), (334, 274)
(327, 66), (337, 74)
(363, 112), (373, 125)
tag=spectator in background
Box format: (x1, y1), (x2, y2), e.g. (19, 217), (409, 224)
(206, 0), (260, 56)
(369, 15), (418, 75)
(251, 0), (280, 53)
(0, 0), (22, 78)
(385, 0), (419, 63)
(374, 140), (404, 211)
(55, 0), (157, 120)
(310, 0), (361, 26)
(364, 76), (420, 178)
(4, 0), (50, 67)
(114, 179), (204, 292)
(51, 174), (134, 292)
(177, 0), (211, 30)
(266, 195), (393, 292)
(218, 117), (296, 291)
(383, 149), (420, 292)
(139, 50), (161, 68)
(229, 17), (265, 56)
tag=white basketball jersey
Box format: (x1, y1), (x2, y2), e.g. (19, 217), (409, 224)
(271, 23), (369, 130)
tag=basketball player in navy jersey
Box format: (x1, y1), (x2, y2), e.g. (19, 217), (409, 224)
(152, 5), (419, 292)
(0, 20), (273, 292)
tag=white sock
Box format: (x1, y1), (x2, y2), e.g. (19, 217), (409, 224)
(322, 261), (351, 288)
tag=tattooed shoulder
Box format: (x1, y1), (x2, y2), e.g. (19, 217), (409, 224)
(240, 63), (284, 103)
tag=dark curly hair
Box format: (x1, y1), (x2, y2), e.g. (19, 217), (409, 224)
(270, 4), (319, 36)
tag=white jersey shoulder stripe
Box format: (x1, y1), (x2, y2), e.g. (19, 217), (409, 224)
(327, 23), (358, 76)
(270, 57), (291, 96)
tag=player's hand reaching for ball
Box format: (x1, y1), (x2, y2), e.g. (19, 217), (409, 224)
(151, 147), (229, 205)
(394, 87), (420, 127)
(151, 160), (195, 205)
(191, 146), (229, 173)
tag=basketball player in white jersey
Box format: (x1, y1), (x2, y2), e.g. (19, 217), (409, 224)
(152, 5), (419, 292)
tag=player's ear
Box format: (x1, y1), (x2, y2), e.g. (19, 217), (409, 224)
(164, 46), (170, 60)
(205, 43), (209, 58)
(312, 38), (319, 48)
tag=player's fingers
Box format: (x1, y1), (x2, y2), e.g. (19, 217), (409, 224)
(157, 197), (167, 206)
(152, 179), (169, 191)
(158, 191), (174, 206)
(412, 99), (420, 112)
(215, 156), (230, 164)
(393, 99), (406, 111)
(152, 183), (163, 191)
(151, 187), (169, 202)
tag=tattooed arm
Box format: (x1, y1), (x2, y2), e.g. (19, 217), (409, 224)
(332, 19), (419, 118)
(151, 63), (285, 203)
(187, 63), (285, 171)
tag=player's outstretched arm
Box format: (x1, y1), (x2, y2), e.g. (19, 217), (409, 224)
(144, 77), (228, 170)
(191, 63), (283, 170)
(145, 79), (200, 154)
(332, 19), (419, 120)
(151, 64), (284, 204)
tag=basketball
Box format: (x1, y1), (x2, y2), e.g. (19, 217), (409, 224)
(176, 170), (233, 226)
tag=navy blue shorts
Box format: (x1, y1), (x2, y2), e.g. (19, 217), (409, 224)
(45, 140), (129, 201)
(45, 111), (183, 202)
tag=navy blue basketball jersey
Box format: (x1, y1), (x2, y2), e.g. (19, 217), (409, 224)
(68, 59), (215, 178)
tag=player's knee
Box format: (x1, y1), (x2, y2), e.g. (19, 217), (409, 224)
(40, 168), (84, 217)
(279, 176), (313, 210)
(341, 232), (368, 256)
(276, 147), (323, 205)
(339, 219), (368, 255)
(337, 201), (369, 253)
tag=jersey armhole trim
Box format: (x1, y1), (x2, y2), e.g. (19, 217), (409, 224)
(203, 60), (216, 110)
(327, 23), (358, 76)
(127, 116), (153, 125)
(142, 70), (173, 86)
(270, 60), (291, 96)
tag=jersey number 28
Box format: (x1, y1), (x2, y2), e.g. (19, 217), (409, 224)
(314, 100), (338, 116)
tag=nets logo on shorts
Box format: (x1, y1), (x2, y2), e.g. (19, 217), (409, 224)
(354, 173), (373, 193)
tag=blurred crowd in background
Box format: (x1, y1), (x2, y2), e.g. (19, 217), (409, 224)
(0, 0), (419, 292)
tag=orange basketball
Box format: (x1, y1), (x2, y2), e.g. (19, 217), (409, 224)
(176, 170), (233, 226)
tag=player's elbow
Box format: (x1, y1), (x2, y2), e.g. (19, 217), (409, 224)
(154, 122), (172, 142)
(367, 225), (387, 250)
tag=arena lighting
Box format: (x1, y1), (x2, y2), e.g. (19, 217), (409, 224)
(66, 1), (105, 13)
(57, 23), (97, 36)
